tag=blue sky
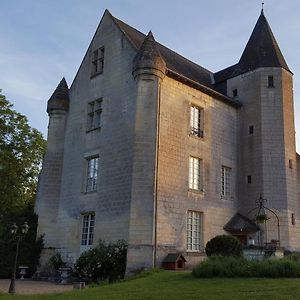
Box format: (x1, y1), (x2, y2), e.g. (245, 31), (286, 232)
(0, 0), (299, 150)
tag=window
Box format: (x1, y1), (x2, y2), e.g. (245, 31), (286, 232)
(187, 211), (202, 251)
(249, 125), (254, 135)
(292, 213), (295, 225)
(232, 89), (238, 97)
(189, 157), (202, 191)
(92, 47), (104, 75)
(247, 175), (252, 184)
(87, 98), (102, 131)
(289, 159), (293, 169)
(86, 157), (99, 192)
(221, 166), (231, 197)
(190, 105), (203, 138)
(268, 75), (274, 88)
(81, 214), (95, 246)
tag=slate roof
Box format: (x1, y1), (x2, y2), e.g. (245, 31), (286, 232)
(112, 15), (214, 88)
(215, 10), (291, 83)
(224, 213), (260, 234)
(132, 31), (166, 75)
(163, 253), (187, 263)
(47, 78), (69, 113)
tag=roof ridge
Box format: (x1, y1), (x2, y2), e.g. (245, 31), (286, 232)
(111, 14), (213, 75)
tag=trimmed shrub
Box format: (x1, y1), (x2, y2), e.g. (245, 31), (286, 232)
(192, 256), (249, 278)
(74, 239), (127, 283)
(192, 256), (300, 278)
(49, 253), (66, 271)
(205, 235), (243, 257)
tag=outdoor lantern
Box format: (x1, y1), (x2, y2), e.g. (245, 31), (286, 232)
(11, 223), (18, 235)
(21, 222), (29, 234)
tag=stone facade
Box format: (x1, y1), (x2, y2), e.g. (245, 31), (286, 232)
(36, 9), (300, 271)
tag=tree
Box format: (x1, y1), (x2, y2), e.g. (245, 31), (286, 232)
(0, 90), (46, 215)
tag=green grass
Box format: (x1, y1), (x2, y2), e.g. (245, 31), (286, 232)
(2, 271), (300, 300)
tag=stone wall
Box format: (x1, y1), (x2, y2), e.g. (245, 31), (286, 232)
(155, 76), (239, 266)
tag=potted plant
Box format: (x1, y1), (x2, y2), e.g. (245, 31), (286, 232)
(256, 214), (268, 223)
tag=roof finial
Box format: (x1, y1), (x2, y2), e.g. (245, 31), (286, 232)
(261, 2), (264, 15)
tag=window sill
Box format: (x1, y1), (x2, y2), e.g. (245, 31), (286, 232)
(189, 133), (204, 140)
(186, 250), (206, 256)
(86, 126), (101, 133)
(82, 190), (97, 194)
(221, 195), (234, 201)
(90, 71), (103, 79)
(188, 189), (204, 194)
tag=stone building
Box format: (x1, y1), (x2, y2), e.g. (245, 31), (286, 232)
(36, 8), (300, 271)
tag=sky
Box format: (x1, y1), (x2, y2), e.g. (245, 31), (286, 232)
(0, 0), (299, 150)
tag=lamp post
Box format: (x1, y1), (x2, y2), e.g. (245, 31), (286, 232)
(8, 222), (29, 294)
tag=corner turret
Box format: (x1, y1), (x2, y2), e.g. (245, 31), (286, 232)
(239, 10), (291, 73)
(132, 31), (166, 79)
(47, 78), (69, 114)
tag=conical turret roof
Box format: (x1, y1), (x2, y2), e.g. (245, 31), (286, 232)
(238, 10), (290, 72)
(132, 31), (166, 76)
(47, 78), (69, 113)
(214, 10), (291, 84)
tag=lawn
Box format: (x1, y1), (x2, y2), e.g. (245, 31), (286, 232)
(1, 271), (300, 300)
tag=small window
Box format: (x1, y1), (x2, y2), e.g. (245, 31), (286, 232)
(289, 159), (293, 169)
(86, 157), (99, 192)
(91, 47), (105, 76)
(232, 89), (238, 97)
(81, 213), (95, 246)
(187, 211), (203, 251)
(189, 157), (202, 191)
(268, 75), (274, 88)
(249, 125), (254, 135)
(221, 166), (231, 197)
(87, 98), (102, 131)
(190, 105), (204, 138)
(247, 175), (252, 184)
(292, 213), (295, 225)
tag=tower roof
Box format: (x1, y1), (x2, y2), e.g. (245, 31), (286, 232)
(132, 31), (166, 77)
(214, 11), (291, 83)
(47, 78), (69, 113)
(239, 10), (290, 72)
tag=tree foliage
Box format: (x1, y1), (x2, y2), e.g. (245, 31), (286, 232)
(0, 90), (46, 215)
(0, 207), (44, 278)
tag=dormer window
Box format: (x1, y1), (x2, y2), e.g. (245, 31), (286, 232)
(91, 47), (104, 76)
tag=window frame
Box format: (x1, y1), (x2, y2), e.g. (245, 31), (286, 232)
(85, 156), (99, 193)
(87, 98), (102, 132)
(187, 210), (203, 252)
(190, 105), (204, 138)
(221, 166), (231, 198)
(80, 213), (95, 247)
(91, 47), (105, 77)
(189, 156), (202, 192)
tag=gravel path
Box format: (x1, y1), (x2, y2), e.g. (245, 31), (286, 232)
(0, 279), (73, 295)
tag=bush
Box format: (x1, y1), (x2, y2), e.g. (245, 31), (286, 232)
(74, 239), (127, 283)
(49, 253), (66, 270)
(192, 256), (249, 278)
(192, 256), (300, 278)
(205, 235), (242, 257)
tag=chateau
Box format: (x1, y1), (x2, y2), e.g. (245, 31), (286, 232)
(36, 9), (300, 271)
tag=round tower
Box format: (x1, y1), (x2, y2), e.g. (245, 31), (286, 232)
(126, 31), (166, 273)
(36, 78), (69, 262)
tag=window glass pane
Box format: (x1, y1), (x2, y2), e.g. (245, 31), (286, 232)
(81, 214), (95, 246)
(187, 211), (202, 251)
